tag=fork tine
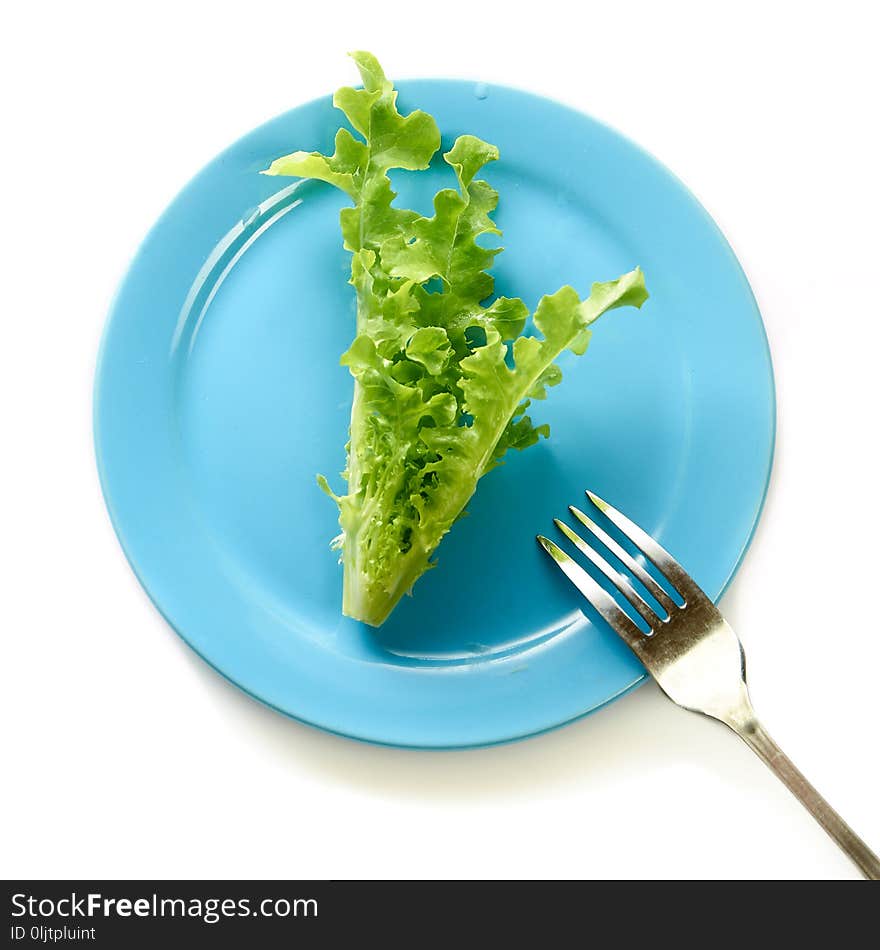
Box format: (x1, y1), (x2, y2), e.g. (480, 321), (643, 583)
(553, 519), (660, 627)
(537, 535), (648, 653)
(568, 506), (676, 615)
(586, 490), (698, 602)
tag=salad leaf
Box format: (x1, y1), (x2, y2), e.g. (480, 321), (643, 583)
(265, 52), (648, 626)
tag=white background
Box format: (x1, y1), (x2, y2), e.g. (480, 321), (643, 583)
(3, 0), (878, 881)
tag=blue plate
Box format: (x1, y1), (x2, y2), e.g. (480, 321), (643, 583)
(95, 80), (775, 748)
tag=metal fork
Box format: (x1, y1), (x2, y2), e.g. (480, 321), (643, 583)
(538, 490), (880, 880)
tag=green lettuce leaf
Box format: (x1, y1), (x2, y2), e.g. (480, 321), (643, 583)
(265, 52), (648, 626)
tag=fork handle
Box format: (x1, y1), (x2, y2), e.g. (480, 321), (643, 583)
(732, 717), (880, 879)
